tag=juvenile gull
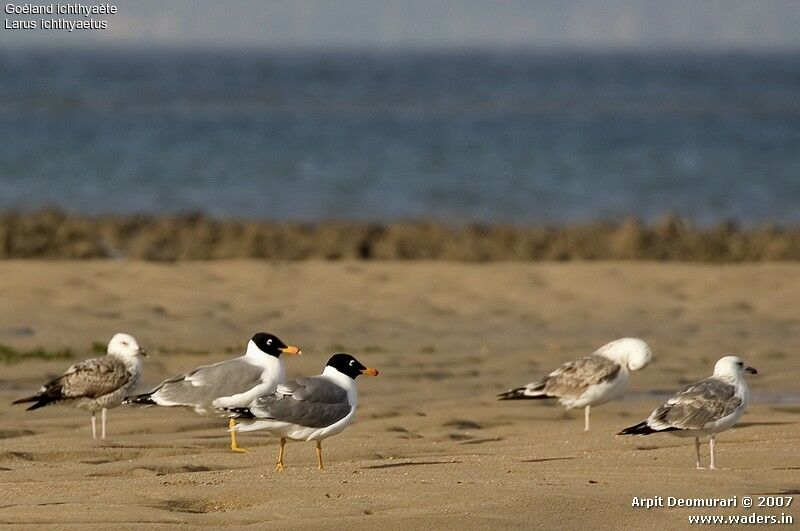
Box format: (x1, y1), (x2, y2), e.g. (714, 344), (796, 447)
(13, 333), (147, 440)
(125, 332), (300, 452)
(497, 338), (653, 431)
(225, 353), (379, 471)
(618, 356), (757, 470)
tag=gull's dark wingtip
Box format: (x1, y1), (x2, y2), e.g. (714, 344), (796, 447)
(123, 393), (156, 406)
(13, 387), (62, 410)
(223, 407), (255, 419)
(11, 396), (35, 405)
(617, 421), (655, 436)
(497, 387), (549, 401)
(497, 387), (526, 400)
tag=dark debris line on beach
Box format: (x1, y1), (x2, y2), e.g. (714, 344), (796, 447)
(1, 210), (799, 262)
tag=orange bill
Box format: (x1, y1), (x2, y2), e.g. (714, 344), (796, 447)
(361, 367), (380, 376)
(280, 345), (302, 355)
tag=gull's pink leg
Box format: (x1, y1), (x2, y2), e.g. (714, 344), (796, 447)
(694, 437), (704, 469)
(709, 435), (717, 470)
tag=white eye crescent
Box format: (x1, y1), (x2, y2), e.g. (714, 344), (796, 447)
(267, 339), (272, 345)
(349, 360), (355, 366)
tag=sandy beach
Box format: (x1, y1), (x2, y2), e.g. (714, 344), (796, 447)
(0, 261), (797, 529)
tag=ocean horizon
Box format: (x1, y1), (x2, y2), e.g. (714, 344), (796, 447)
(2, 48), (799, 226)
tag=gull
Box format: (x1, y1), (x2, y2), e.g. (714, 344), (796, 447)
(13, 333), (147, 440)
(618, 356), (757, 470)
(124, 332), (300, 452)
(224, 353), (379, 471)
(497, 338), (653, 431)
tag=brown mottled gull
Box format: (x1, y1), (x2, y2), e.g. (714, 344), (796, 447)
(619, 356), (757, 470)
(13, 333), (147, 439)
(498, 338), (653, 431)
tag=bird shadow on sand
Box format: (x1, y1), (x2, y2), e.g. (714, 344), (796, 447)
(362, 460), (462, 469)
(0, 451), (36, 461)
(632, 444), (686, 451)
(0, 430), (34, 439)
(759, 488), (800, 495)
(0, 501), (69, 511)
(520, 456), (575, 463)
(155, 499), (214, 514)
(137, 464), (219, 475)
(458, 437), (504, 445)
(87, 463), (231, 479)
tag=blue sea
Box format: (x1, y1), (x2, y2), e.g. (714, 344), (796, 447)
(1, 48), (799, 225)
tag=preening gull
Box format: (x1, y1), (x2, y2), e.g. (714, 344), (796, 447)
(225, 353), (379, 471)
(618, 355), (757, 470)
(13, 333), (147, 440)
(124, 332), (300, 452)
(497, 338), (653, 431)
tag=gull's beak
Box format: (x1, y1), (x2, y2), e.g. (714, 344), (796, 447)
(138, 347), (148, 357)
(361, 367), (380, 376)
(280, 345), (302, 356)
(744, 366), (758, 374)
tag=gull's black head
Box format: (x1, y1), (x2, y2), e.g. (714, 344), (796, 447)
(326, 353), (380, 380)
(250, 333), (301, 358)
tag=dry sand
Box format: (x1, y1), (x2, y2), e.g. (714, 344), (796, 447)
(0, 261), (797, 529)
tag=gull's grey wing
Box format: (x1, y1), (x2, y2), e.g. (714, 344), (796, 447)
(249, 376), (350, 428)
(648, 378), (740, 430)
(533, 355), (621, 398)
(55, 356), (132, 399)
(148, 357), (264, 406)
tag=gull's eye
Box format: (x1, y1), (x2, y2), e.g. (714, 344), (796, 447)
(267, 339), (272, 345)
(349, 360), (355, 366)
(122, 341), (129, 346)
(737, 361), (744, 367)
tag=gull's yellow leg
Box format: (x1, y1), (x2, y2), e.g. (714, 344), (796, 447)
(229, 418), (248, 453)
(276, 438), (286, 471)
(316, 441), (324, 470)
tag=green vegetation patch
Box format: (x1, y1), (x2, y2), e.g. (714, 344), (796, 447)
(0, 344), (74, 364)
